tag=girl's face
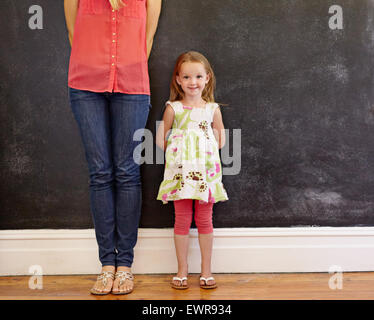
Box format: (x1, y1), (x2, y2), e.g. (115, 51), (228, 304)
(176, 62), (210, 100)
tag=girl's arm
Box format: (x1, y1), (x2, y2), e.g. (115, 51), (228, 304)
(156, 104), (174, 151)
(212, 107), (226, 149)
(64, 0), (79, 47)
(146, 0), (162, 59)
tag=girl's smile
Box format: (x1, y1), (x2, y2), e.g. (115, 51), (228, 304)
(176, 62), (210, 100)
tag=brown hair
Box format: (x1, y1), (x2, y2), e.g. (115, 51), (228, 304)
(169, 51), (216, 103)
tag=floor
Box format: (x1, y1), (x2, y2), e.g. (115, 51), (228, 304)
(0, 272), (373, 300)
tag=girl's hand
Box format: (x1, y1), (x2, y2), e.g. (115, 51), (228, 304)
(212, 106), (225, 149)
(156, 104), (175, 151)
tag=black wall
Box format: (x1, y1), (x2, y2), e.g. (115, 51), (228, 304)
(1, 0), (374, 229)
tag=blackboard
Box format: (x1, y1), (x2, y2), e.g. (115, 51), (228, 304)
(1, 0), (374, 229)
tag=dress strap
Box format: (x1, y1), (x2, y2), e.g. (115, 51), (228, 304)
(165, 100), (182, 113)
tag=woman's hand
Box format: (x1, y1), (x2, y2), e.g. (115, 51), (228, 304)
(146, 0), (162, 59)
(64, 0), (79, 47)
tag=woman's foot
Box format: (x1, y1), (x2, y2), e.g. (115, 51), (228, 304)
(112, 266), (134, 294)
(90, 265), (115, 295)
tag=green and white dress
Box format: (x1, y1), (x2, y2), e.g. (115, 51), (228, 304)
(157, 100), (229, 204)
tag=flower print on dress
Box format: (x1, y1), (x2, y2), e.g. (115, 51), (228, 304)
(173, 173), (183, 181)
(186, 171), (203, 181)
(198, 120), (210, 139)
(199, 182), (208, 192)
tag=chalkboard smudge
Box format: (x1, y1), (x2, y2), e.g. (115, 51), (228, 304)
(304, 189), (343, 206)
(326, 63), (349, 84)
(3, 143), (33, 176)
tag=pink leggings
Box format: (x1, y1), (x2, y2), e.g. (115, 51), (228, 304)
(173, 199), (214, 235)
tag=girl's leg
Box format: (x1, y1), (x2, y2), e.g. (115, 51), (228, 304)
(109, 92), (150, 293)
(173, 199), (193, 287)
(194, 200), (215, 286)
(68, 87), (116, 293)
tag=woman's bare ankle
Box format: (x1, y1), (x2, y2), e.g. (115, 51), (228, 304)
(116, 266), (131, 272)
(102, 265), (115, 272)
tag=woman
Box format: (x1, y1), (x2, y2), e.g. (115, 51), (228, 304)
(64, 0), (161, 295)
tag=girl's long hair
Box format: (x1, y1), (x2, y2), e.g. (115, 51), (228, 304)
(109, 0), (125, 10)
(169, 51), (216, 103)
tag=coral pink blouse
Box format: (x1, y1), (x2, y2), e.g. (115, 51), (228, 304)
(68, 0), (150, 95)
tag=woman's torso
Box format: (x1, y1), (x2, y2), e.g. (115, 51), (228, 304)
(68, 0), (150, 94)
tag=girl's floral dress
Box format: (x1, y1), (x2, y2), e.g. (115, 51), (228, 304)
(157, 100), (228, 204)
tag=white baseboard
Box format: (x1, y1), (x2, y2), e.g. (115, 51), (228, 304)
(1, 227), (374, 275)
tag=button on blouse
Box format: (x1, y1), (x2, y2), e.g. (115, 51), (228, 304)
(68, 0), (150, 95)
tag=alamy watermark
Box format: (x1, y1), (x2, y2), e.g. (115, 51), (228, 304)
(28, 5), (43, 30)
(28, 265), (43, 290)
(328, 265), (343, 290)
(133, 125), (242, 176)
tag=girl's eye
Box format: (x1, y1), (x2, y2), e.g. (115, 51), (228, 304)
(183, 76), (189, 79)
(197, 75), (203, 78)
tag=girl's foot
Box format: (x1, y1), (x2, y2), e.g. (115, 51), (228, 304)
(112, 266), (134, 294)
(171, 273), (188, 289)
(90, 266), (115, 295)
(200, 274), (217, 289)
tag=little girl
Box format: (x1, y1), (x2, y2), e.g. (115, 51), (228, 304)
(156, 51), (228, 290)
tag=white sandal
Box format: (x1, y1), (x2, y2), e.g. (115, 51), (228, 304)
(200, 276), (217, 289)
(171, 276), (189, 289)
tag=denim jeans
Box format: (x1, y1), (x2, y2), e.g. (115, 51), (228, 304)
(68, 87), (151, 267)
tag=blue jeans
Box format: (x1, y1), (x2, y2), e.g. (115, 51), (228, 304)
(68, 87), (151, 267)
